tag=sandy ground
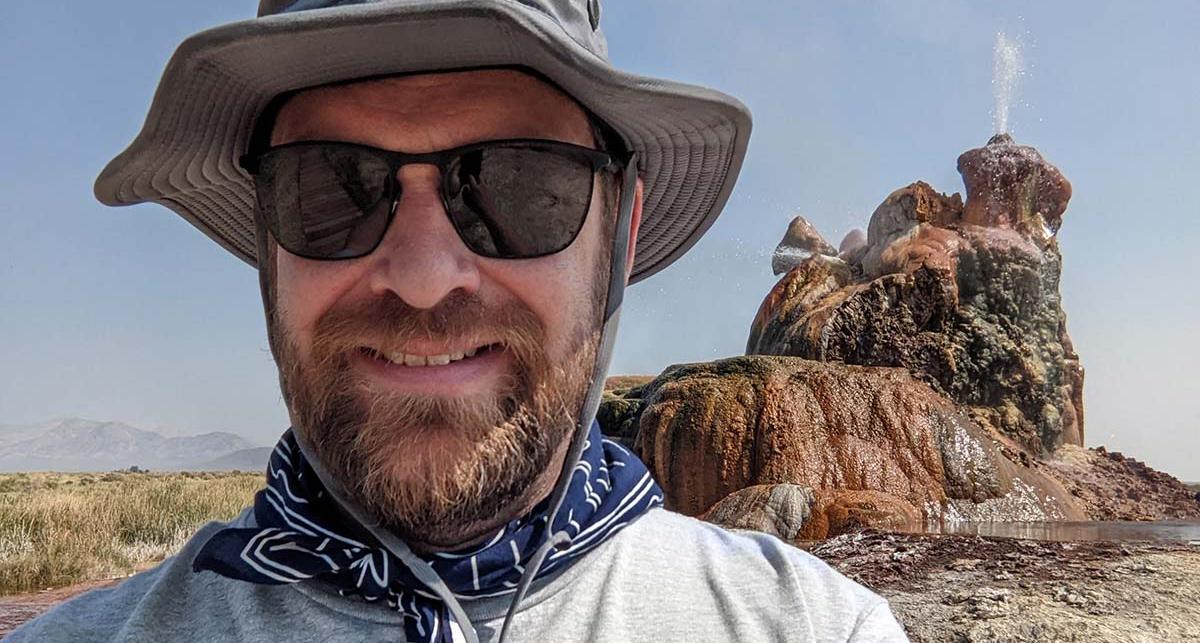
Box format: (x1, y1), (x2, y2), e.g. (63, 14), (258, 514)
(0, 577), (122, 638)
(807, 531), (1200, 643)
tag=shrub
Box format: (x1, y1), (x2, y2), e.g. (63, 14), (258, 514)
(0, 472), (262, 594)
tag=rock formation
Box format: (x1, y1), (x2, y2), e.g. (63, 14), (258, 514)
(596, 135), (1200, 539)
(597, 375), (654, 449)
(958, 133), (1071, 240)
(605, 356), (1085, 536)
(699, 484), (816, 540)
(837, 228), (867, 257)
(748, 137), (1084, 455)
(1044, 445), (1200, 521)
(771, 215), (837, 276)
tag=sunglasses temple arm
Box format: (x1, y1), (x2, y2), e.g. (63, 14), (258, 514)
(604, 154), (638, 321)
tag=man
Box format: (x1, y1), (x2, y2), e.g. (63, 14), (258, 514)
(8, 1), (907, 642)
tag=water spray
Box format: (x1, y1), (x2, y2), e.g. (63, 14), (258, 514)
(992, 32), (1023, 135)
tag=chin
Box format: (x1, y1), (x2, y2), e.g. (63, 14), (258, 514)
(378, 424), (482, 478)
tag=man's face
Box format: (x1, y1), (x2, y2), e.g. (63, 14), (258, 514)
(264, 69), (636, 548)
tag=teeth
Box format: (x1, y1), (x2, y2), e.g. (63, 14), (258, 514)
(379, 349), (483, 367)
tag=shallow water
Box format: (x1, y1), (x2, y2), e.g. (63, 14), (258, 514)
(906, 520), (1200, 543)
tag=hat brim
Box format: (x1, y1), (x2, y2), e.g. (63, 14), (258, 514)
(94, 1), (751, 284)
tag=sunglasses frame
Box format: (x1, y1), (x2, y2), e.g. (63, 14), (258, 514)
(240, 138), (623, 261)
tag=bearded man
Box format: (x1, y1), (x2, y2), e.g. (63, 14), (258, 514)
(8, 1), (907, 642)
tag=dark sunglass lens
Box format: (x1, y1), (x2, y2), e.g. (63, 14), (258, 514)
(443, 145), (594, 258)
(255, 145), (393, 259)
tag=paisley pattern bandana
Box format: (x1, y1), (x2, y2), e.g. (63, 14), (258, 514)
(193, 421), (662, 642)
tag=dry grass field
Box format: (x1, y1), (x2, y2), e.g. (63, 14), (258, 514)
(0, 471), (262, 595)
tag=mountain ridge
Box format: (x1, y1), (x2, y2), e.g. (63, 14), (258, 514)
(0, 418), (269, 472)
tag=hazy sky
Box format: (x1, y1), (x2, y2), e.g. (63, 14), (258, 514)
(2, 2), (1197, 480)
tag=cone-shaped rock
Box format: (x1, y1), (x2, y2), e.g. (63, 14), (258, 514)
(772, 215), (837, 276)
(957, 133), (1072, 242)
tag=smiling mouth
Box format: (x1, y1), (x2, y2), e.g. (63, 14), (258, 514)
(358, 343), (505, 368)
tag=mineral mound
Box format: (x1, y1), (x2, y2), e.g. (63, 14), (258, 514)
(599, 136), (1200, 536)
(604, 357), (1085, 537)
(749, 136), (1081, 455)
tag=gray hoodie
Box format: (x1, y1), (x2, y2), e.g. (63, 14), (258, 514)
(5, 507), (908, 642)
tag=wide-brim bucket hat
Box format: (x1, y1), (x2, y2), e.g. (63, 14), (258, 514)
(94, 0), (751, 283)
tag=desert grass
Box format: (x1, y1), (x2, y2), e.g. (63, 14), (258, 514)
(0, 471), (263, 595)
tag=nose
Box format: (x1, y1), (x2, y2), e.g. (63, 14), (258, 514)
(363, 165), (481, 308)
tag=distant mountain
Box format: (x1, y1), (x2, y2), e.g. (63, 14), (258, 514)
(0, 418), (264, 472)
(195, 447), (273, 472)
(0, 420), (61, 446)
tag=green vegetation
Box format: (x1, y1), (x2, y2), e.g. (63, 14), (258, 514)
(0, 471), (262, 595)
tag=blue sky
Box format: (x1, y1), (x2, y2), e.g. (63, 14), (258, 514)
(2, 1), (1198, 480)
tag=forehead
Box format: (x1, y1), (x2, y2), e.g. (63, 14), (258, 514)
(270, 69), (595, 152)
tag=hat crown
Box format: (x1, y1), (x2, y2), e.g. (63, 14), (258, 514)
(257, 0), (607, 58)
(95, 0), (750, 284)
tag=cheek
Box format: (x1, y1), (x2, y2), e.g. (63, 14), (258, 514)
(481, 193), (609, 354)
(479, 255), (581, 357)
(274, 251), (365, 351)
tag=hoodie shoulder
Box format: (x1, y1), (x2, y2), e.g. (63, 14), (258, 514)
(571, 507), (909, 642)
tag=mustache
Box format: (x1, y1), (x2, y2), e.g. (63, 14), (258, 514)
(306, 290), (546, 368)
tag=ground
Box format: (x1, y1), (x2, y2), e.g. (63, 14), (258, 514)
(0, 577), (121, 637)
(807, 531), (1200, 642)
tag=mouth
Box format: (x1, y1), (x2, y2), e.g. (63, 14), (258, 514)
(358, 342), (505, 368)
(350, 342), (511, 397)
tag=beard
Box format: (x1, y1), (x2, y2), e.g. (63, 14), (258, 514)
(273, 290), (598, 548)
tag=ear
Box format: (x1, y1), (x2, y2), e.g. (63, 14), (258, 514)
(624, 177), (644, 281)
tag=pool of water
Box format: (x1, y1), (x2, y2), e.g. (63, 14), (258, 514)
(905, 521), (1200, 543)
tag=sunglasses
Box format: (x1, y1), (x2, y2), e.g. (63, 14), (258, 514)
(240, 138), (621, 261)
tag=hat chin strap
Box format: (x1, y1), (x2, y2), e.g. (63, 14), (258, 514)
(287, 153), (639, 643)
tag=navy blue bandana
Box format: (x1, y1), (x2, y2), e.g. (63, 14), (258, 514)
(193, 421), (662, 642)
